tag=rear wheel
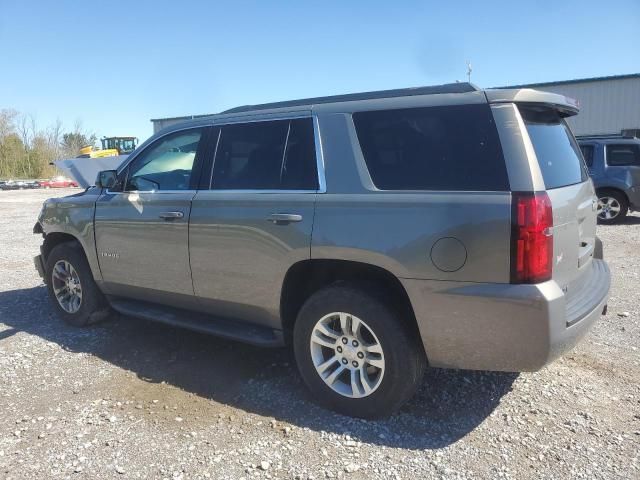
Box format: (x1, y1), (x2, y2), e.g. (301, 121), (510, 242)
(597, 190), (628, 224)
(293, 283), (425, 418)
(45, 242), (110, 326)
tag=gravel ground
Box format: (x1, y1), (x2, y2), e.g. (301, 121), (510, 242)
(0, 188), (638, 480)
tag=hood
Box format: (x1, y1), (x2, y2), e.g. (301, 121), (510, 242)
(54, 155), (128, 188)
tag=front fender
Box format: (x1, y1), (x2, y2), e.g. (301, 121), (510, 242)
(39, 191), (101, 282)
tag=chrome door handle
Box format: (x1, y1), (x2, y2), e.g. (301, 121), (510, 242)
(159, 211), (184, 220)
(267, 213), (303, 224)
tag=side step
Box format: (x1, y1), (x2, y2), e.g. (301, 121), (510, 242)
(108, 298), (284, 347)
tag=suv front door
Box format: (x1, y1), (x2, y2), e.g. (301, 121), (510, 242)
(189, 117), (320, 329)
(95, 127), (210, 307)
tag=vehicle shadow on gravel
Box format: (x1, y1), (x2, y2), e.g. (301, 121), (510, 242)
(0, 286), (518, 450)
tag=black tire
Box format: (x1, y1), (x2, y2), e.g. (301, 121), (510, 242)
(45, 242), (110, 327)
(597, 189), (628, 225)
(293, 283), (426, 418)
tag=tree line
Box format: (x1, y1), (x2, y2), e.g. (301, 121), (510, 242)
(0, 109), (96, 179)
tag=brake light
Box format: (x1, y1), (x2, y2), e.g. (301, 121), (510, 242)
(511, 192), (553, 283)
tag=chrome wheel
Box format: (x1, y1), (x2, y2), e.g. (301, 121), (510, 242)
(51, 260), (83, 314)
(310, 312), (385, 398)
(597, 196), (621, 221)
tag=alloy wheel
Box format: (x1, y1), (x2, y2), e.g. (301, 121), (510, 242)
(309, 312), (385, 398)
(597, 196), (621, 221)
(51, 260), (83, 314)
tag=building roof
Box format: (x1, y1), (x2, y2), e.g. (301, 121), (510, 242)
(499, 73), (640, 89)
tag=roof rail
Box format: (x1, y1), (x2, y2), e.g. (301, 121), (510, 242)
(576, 134), (625, 139)
(577, 132), (639, 140)
(222, 82), (479, 114)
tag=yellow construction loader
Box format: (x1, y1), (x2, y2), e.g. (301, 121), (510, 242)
(77, 136), (138, 158)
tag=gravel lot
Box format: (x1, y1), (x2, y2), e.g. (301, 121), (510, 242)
(0, 188), (638, 480)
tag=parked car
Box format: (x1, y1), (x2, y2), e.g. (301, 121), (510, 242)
(33, 84), (610, 418)
(1, 180), (22, 190)
(577, 136), (640, 224)
(39, 176), (79, 189)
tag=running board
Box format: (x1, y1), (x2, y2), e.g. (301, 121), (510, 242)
(108, 298), (284, 347)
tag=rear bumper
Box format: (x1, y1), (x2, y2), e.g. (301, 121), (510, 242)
(401, 259), (610, 372)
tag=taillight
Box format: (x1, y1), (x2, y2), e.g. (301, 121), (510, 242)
(511, 192), (553, 284)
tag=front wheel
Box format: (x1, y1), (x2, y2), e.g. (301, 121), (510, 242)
(45, 242), (110, 326)
(293, 284), (426, 418)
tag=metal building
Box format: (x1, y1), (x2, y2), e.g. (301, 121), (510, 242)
(501, 73), (640, 137)
(150, 73), (640, 137)
(150, 113), (213, 134)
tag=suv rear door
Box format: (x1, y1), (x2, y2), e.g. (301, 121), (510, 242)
(518, 106), (597, 290)
(189, 117), (320, 329)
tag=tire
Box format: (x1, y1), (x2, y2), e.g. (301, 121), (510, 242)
(293, 283), (426, 418)
(45, 242), (110, 327)
(597, 190), (628, 225)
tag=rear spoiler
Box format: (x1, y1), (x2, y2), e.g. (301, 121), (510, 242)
(484, 88), (580, 117)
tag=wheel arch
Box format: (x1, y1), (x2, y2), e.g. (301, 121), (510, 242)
(280, 259), (422, 347)
(42, 232), (84, 263)
(595, 186), (629, 203)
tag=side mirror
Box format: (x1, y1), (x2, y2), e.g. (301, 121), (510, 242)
(95, 170), (118, 189)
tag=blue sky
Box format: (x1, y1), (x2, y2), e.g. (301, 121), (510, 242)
(1, 0), (638, 144)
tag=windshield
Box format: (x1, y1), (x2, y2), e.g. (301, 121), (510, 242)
(520, 107), (587, 189)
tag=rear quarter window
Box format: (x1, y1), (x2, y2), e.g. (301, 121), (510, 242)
(606, 144), (640, 166)
(520, 107), (587, 189)
(352, 104), (509, 191)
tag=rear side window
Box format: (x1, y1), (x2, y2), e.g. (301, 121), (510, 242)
(520, 107), (587, 189)
(211, 118), (318, 190)
(352, 104), (508, 191)
(606, 144), (640, 166)
(580, 144), (594, 168)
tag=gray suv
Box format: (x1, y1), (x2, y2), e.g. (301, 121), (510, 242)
(578, 136), (640, 224)
(34, 83), (610, 418)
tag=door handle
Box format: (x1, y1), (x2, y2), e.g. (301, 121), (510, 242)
(159, 211), (184, 220)
(267, 213), (303, 224)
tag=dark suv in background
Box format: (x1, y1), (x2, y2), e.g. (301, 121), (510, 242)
(578, 136), (640, 224)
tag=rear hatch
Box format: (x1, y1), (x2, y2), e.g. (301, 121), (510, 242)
(519, 106), (597, 290)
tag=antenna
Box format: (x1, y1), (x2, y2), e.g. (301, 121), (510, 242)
(466, 60), (472, 83)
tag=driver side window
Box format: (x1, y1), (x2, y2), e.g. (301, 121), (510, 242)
(124, 129), (203, 191)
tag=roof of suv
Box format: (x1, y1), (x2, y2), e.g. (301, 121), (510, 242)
(221, 83), (480, 114)
(152, 83), (580, 137)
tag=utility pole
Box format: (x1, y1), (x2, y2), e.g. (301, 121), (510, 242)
(466, 60), (472, 83)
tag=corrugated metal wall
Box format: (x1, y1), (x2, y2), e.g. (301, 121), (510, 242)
(532, 77), (640, 136)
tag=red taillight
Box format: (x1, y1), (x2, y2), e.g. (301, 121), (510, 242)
(511, 192), (553, 284)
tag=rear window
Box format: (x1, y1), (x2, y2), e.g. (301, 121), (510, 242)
(520, 107), (588, 189)
(353, 104), (508, 191)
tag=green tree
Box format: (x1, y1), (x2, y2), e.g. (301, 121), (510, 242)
(61, 131), (97, 158)
(0, 133), (26, 179)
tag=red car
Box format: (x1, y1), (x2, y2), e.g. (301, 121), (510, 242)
(39, 176), (79, 188)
